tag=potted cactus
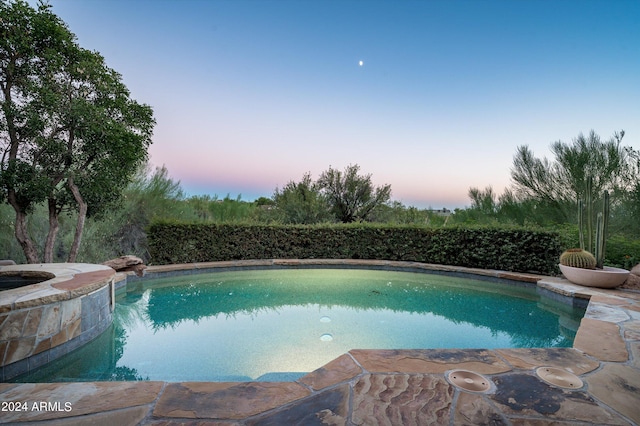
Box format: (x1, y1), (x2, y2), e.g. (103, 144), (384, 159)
(559, 176), (629, 288)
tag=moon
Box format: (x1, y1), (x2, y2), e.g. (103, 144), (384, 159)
(358, 60), (364, 67)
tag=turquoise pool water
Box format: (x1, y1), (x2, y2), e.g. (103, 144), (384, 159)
(14, 269), (585, 382)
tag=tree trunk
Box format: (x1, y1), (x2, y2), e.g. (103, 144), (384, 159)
(7, 191), (40, 263)
(3, 71), (39, 263)
(13, 207), (40, 264)
(67, 177), (87, 262)
(44, 198), (60, 263)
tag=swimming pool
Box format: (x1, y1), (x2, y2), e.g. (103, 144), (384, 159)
(13, 268), (585, 382)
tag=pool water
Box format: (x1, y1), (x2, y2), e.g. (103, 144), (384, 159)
(0, 275), (48, 290)
(14, 269), (585, 382)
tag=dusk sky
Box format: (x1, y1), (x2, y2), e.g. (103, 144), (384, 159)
(35, 0), (640, 209)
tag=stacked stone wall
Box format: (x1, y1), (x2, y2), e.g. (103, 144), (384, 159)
(0, 266), (114, 381)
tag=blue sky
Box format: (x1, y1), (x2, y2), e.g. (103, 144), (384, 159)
(36, 0), (640, 209)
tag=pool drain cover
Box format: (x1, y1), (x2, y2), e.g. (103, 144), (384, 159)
(447, 370), (491, 393)
(535, 367), (583, 389)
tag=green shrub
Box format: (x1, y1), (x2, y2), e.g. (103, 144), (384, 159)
(147, 222), (563, 275)
(604, 234), (640, 269)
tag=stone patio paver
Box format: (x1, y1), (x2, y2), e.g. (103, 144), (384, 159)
(490, 372), (629, 425)
(153, 382), (311, 420)
(298, 353), (362, 391)
(453, 391), (508, 425)
(147, 422), (241, 426)
(21, 406), (152, 426)
(351, 373), (453, 426)
(494, 347), (600, 375)
(0, 381), (163, 423)
(573, 318), (628, 361)
(246, 383), (350, 426)
(584, 363), (640, 424)
(585, 301), (632, 323)
(350, 348), (512, 374)
(630, 341), (640, 369)
(623, 320), (640, 340)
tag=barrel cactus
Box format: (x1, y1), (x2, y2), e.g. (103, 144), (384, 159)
(560, 248), (597, 269)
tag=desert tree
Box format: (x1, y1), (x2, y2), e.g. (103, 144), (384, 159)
(509, 130), (635, 223)
(468, 186), (498, 216)
(272, 172), (332, 224)
(317, 164), (392, 223)
(0, 0), (155, 262)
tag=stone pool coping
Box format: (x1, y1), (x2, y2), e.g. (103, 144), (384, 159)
(1, 260), (639, 425)
(0, 263), (115, 312)
(0, 264), (116, 380)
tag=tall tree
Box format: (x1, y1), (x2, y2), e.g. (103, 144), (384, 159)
(468, 186), (497, 215)
(509, 130), (634, 222)
(0, 0), (155, 263)
(272, 172), (332, 224)
(317, 164), (391, 223)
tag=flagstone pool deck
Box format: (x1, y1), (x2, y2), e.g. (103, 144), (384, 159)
(1, 259), (639, 425)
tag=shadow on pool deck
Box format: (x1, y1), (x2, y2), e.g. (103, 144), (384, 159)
(1, 260), (639, 425)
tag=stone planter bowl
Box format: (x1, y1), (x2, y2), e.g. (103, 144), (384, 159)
(559, 264), (630, 289)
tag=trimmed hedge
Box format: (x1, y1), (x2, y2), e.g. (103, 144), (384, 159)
(147, 222), (563, 275)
